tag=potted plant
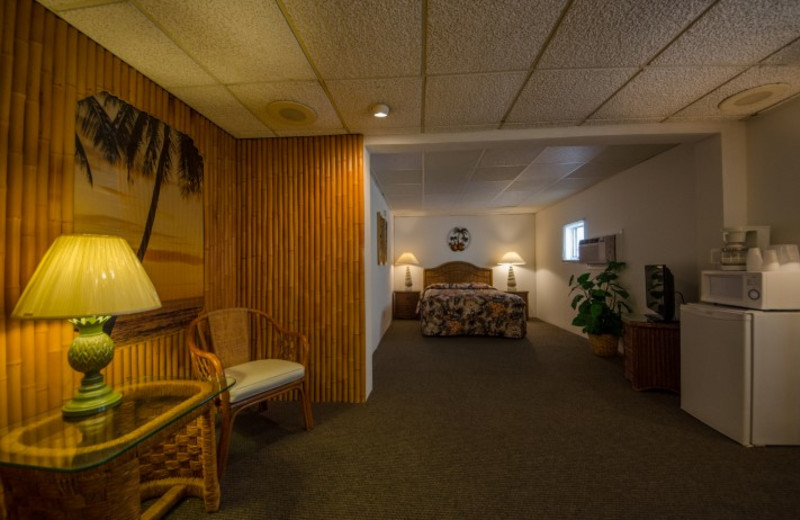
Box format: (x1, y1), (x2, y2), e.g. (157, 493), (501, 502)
(568, 261), (632, 356)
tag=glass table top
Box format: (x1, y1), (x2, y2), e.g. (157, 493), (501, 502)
(0, 377), (231, 473)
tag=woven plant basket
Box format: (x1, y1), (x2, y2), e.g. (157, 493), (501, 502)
(588, 333), (619, 357)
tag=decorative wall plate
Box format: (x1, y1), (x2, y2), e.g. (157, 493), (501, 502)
(447, 227), (470, 251)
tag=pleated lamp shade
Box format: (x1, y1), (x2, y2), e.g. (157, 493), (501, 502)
(12, 234), (162, 319)
(498, 251), (525, 266)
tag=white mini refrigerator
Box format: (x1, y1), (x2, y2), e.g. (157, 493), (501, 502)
(680, 303), (800, 446)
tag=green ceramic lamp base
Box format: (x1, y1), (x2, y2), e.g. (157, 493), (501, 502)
(62, 316), (122, 419)
(62, 372), (122, 418)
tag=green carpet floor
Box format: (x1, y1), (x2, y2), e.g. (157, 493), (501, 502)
(165, 319), (800, 519)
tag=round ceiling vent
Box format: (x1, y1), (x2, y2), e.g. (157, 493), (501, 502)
(718, 83), (790, 115)
(265, 100), (317, 126)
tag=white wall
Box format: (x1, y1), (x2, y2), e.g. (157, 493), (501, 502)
(535, 142), (707, 334)
(746, 96), (800, 245)
(364, 152), (393, 398)
(394, 213), (536, 316)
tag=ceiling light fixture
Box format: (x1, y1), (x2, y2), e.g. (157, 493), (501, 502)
(371, 104), (390, 118)
(718, 83), (790, 115)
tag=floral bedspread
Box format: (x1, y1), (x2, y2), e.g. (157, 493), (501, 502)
(417, 283), (527, 338)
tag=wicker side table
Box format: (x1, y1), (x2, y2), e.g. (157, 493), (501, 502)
(0, 379), (225, 520)
(623, 317), (681, 393)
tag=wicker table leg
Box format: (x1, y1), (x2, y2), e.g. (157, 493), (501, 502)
(139, 402), (220, 517)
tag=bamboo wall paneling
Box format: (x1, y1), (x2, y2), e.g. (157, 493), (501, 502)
(0, 0), (367, 432)
(0, 0), (18, 428)
(5, 0), (33, 425)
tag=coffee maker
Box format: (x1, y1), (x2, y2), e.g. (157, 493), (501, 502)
(720, 226), (770, 270)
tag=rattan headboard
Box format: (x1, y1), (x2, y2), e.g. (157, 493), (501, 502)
(423, 261), (493, 288)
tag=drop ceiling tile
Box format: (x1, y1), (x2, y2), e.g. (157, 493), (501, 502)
(506, 178), (555, 193)
(764, 38), (800, 65)
(370, 153), (423, 172)
(654, 0), (800, 66)
(136, 0), (315, 84)
(592, 66), (746, 120)
(229, 81), (344, 135)
(374, 170), (423, 185)
(424, 193), (461, 207)
(493, 190), (535, 207)
(534, 146), (604, 164)
(425, 73), (528, 127)
(424, 150), (482, 173)
(168, 85), (274, 138)
(425, 124), (506, 133)
(539, 0), (714, 68)
(425, 182), (464, 195)
(478, 145), (545, 167)
(671, 65), (800, 119)
(501, 120), (581, 130)
(281, 0), (421, 79)
(549, 177), (598, 192)
(472, 166), (525, 182)
(327, 77), (422, 133)
(508, 69), (637, 123)
(391, 196), (423, 210)
(565, 162), (621, 179)
(592, 144), (677, 165)
(463, 181), (507, 198)
(56, 3), (215, 88)
(382, 184), (423, 198)
(517, 162), (583, 181)
(38, 0), (119, 7)
(582, 117), (664, 125)
(426, 0), (567, 74)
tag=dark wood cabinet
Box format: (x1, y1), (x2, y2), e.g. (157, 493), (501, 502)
(393, 291), (420, 319)
(623, 317), (680, 393)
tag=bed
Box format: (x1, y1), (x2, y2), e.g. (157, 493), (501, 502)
(417, 262), (527, 338)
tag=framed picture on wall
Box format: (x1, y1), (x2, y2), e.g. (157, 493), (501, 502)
(377, 212), (388, 265)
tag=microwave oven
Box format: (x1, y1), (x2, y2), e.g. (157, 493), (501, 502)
(700, 270), (800, 310)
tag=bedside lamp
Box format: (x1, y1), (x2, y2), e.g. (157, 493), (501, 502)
(499, 252), (525, 291)
(12, 234), (161, 418)
(395, 252), (420, 289)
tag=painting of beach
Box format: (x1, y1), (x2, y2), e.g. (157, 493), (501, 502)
(74, 92), (204, 343)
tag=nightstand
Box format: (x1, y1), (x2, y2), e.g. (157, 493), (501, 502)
(393, 291), (420, 319)
(505, 290), (529, 318)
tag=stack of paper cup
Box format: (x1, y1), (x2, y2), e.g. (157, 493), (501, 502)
(762, 248), (780, 271)
(778, 244), (800, 271)
(746, 247), (762, 271)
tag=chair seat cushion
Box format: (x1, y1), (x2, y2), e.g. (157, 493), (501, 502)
(225, 359), (305, 403)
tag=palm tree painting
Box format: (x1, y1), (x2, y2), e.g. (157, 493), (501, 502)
(74, 92), (204, 343)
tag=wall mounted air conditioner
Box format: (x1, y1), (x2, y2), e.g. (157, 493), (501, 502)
(579, 235), (616, 265)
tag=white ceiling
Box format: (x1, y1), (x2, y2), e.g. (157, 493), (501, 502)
(39, 0), (800, 215)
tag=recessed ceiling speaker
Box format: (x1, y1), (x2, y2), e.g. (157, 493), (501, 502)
(266, 100), (317, 126)
(718, 83), (790, 115)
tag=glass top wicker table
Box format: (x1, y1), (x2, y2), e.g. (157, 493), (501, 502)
(0, 378), (229, 520)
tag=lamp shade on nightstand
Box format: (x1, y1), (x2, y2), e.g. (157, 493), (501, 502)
(499, 251), (525, 291)
(395, 252), (420, 289)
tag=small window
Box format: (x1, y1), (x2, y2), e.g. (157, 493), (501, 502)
(563, 220), (585, 261)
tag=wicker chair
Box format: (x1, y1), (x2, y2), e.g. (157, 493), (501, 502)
(186, 308), (314, 477)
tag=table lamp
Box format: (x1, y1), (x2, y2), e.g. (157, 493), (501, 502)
(395, 252), (420, 289)
(12, 234), (161, 418)
(499, 251), (525, 291)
